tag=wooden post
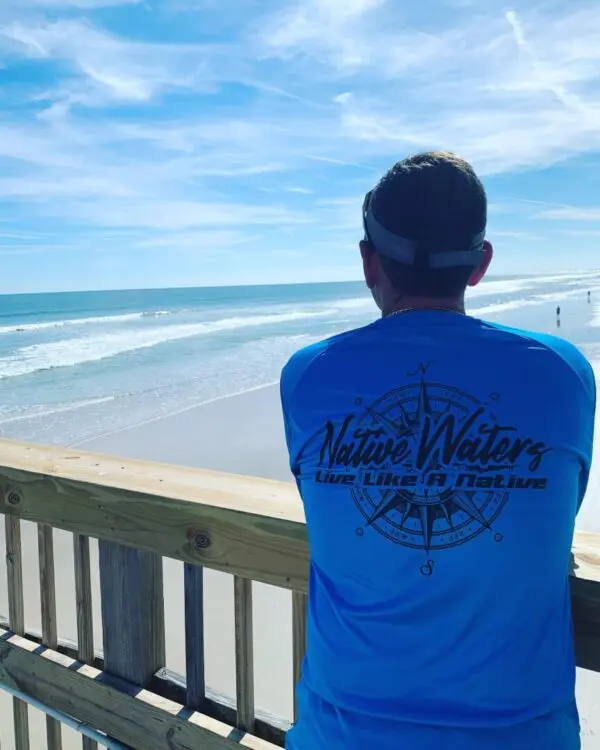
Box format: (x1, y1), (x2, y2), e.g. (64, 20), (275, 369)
(73, 534), (97, 750)
(5, 513), (30, 750)
(234, 576), (255, 733)
(38, 524), (62, 750)
(183, 563), (205, 709)
(98, 542), (165, 686)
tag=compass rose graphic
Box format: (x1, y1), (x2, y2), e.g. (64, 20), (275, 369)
(352, 380), (509, 557)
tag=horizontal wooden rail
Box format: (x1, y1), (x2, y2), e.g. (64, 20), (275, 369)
(0, 628), (276, 750)
(0, 439), (308, 591)
(0, 615), (290, 746)
(0, 439), (600, 684)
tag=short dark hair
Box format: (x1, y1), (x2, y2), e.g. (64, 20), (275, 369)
(369, 151), (487, 297)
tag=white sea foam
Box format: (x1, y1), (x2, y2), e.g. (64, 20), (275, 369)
(471, 285), (600, 317)
(1, 273), (596, 382)
(0, 309), (331, 379)
(0, 312), (146, 334)
(468, 278), (536, 298)
(324, 275), (595, 319)
(468, 272), (600, 300)
(0, 396), (116, 425)
(329, 297), (373, 310)
(586, 299), (600, 328)
(1, 272), (586, 338)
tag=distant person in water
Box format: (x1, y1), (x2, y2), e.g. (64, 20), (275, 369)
(589, 290), (591, 303)
(280, 151), (595, 750)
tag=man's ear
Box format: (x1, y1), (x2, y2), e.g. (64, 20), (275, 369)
(468, 240), (493, 288)
(360, 239), (378, 290)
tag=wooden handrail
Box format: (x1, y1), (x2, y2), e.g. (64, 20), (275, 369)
(0, 437), (598, 590)
(0, 437), (599, 749)
(0, 439), (308, 591)
(0, 628), (275, 750)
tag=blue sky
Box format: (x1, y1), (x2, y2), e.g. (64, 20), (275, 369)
(1, 0), (600, 292)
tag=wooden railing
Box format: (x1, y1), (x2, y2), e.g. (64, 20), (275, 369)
(0, 437), (598, 749)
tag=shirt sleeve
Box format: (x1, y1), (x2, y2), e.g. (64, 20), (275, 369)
(577, 360), (596, 512)
(280, 353), (306, 479)
(280, 376), (295, 469)
(280, 340), (328, 481)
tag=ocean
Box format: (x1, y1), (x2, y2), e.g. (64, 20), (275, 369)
(0, 271), (598, 447)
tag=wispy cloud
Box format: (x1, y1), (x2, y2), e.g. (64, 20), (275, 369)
(492, 230), (544, 241)
(8, 0), (140, 7)
(0, 19), (232, 106)
(58, 200), (312, 231)
(504, 9), (589, 115)
(1, 0), (600, 288)
(262, 0), (387, 69)
(559, 229), (600, 237)
(535, 207), (600, 222)
(285, 186), (313, 194)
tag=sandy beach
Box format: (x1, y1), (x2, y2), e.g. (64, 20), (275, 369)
(0, 384), (295, 749)
(76, 383), (296, 720)
(2, 376), (600, 747)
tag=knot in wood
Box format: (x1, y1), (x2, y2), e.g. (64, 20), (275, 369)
(192, 531), (211, 550)
(4, 490), (21, 506)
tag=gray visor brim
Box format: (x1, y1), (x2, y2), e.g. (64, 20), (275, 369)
(365, 210), (485, 269)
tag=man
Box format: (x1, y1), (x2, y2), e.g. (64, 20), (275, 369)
(280, 152), (595, 750)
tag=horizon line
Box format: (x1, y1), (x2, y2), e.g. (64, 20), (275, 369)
(0, 269), (594, 298)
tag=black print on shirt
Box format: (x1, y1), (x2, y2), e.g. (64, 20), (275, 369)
(313, 365), (551, 571)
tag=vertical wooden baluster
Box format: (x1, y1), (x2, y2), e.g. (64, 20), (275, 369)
(73, 534), (97, 750)
(5, 514), (30, 750)
(38, 524), (62, 750)
(292, 591), (308, 722)
(234, 576), (255, 733)
(98, 542), (165, 686)
(184, 563), (205, 709)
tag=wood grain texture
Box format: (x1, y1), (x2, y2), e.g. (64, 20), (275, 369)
(292, 592), (307, 722)
(0, 439), (307, 591)
(73, 533), (97, 750)
(5, 514), (30, 750)
(5, 515), (25, 634)
(0, 629), (278, 750)
(37, 524), (62, 750)
(0, 615), (290, 746)
(99, 541), (165, 686)
(234, 576), (255, 733)
(73, 534), (95, 664)
(38, 525), (58, 647)
(2, 435), (600, 750)
(184, 563), (205, 709)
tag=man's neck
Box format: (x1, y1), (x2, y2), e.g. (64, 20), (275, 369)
(383, 296), (465, 317)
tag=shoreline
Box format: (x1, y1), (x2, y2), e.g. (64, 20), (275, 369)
(77, 382), (290, 481)
(72, 380), (279, 450)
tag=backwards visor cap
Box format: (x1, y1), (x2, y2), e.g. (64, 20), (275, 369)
(362, 190), (486, 270)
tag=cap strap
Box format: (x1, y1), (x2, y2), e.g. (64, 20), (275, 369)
(364, 209), (485, 269)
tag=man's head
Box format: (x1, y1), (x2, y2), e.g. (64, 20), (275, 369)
(360, 152), (493, 313)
